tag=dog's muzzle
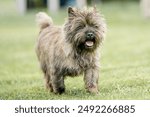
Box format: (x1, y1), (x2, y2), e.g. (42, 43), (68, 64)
(85, 32), (95, 48)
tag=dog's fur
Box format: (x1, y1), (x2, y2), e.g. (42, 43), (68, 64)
(36, 7), (106, 94)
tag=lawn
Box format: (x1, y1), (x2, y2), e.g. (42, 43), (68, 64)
(0, 0), (150, 100)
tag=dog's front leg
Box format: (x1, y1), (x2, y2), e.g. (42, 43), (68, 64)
(51, 72), (65, 94)
(84, 66), (99, 94)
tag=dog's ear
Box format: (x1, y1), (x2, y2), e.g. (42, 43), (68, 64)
(93, 5), (98, 13)
(68, 7), (76, 17)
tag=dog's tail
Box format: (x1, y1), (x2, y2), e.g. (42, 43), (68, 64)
(36, 12), (53, 30)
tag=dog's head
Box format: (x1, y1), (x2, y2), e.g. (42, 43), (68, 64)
(64, 7), (106, 53)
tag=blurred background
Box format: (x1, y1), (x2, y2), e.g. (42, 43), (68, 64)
(16, 0), (150, 17)
(0, 0), (150, 99)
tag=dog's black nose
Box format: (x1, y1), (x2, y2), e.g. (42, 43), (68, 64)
(86, 32), (94, 39)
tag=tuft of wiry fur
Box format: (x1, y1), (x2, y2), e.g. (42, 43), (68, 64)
(35, 7), (106, 94)
(36, 12), (53, 30)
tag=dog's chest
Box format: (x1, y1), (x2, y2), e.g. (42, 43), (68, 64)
(62, 66), (82, 77)
(62, 55), (93, 77)
(62, 57), (82, 77)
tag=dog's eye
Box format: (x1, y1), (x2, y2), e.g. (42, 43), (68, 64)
(94, 25), (99, 29)
(77, 25), (85, 30)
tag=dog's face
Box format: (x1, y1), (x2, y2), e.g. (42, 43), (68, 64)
(64, 7), (106, 52)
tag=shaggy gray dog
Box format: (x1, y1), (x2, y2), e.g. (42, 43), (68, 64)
(36, 7), (106, 94)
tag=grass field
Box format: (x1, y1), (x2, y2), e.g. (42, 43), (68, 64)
(0, 0), (150, 100)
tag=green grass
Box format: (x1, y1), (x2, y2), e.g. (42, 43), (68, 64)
(0, 1), (150, 100)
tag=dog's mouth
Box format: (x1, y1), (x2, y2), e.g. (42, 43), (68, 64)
(77, 38), (97, 52)
(84, 40), (95, 48)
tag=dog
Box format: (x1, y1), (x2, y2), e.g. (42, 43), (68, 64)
(35, 7), (106, 94)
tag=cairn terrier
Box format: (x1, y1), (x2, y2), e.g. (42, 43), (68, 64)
(36, 7), (106, 94)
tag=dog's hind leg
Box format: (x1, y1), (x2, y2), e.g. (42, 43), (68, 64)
(44, 73), (53, 92)
(41, 63), (53, 92)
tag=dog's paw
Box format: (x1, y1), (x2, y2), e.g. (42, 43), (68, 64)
(86, 84), (99, 94)
(88, 87), (99, 94)
(54, 87), (65, 95)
